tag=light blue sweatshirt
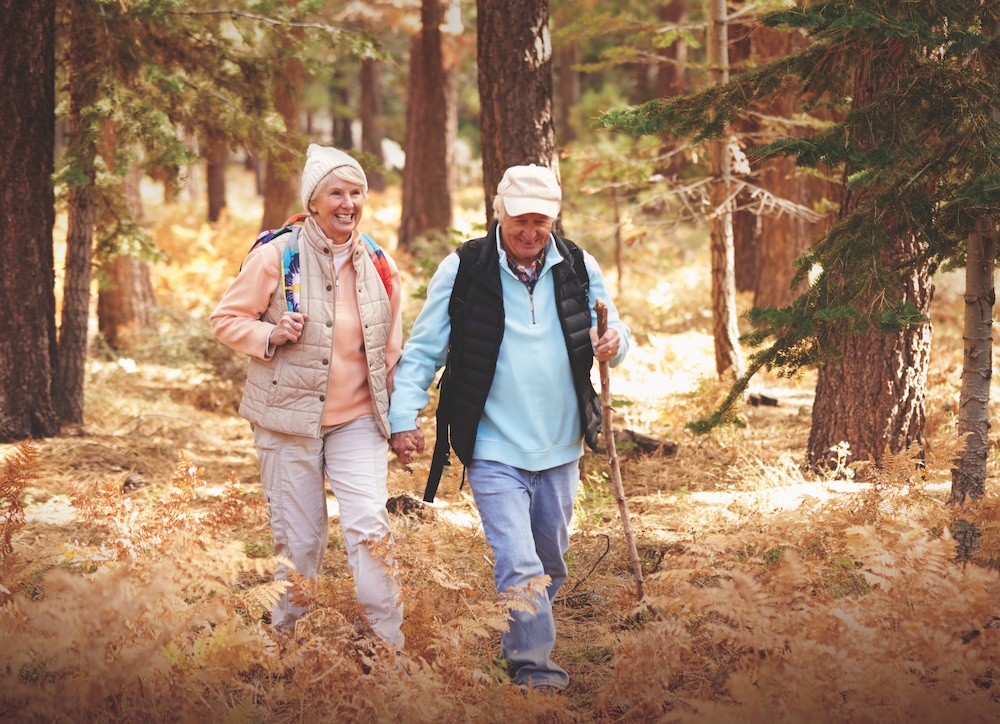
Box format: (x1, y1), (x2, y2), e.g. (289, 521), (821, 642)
(388, 228), (630, 472)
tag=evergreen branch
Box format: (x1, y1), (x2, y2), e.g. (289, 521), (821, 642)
(168, 9), (350, 35)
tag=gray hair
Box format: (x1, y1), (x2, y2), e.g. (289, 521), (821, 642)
(492, 193), (509, 222)
(309, 164), (370, 210)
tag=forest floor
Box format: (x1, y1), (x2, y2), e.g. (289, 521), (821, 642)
(3, 169), (1000, 722)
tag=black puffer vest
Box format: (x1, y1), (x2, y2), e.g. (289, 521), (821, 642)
(424, 225), (602, 501)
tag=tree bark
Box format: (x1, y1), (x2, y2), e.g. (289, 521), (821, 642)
(729, 20), (758, 294)
(807, 60), (932, 469)
(477, 0), (559, 227)
(206, 131), (228, 223)
(555, 41), (580, 144)
(399, 0), (456, 250)
(97, 167), (156, 351)
(360, 59), (386, 193)
(753, 26), (837, 310)
(705, 0), (744, 379)
(331, 70), (354, 151)
(260, 55), (303, 231)
(655, 1), (687, 179)
(57, 0), (102, 424)
(950, 216), (997, 503)
(0, 0), (60, 442)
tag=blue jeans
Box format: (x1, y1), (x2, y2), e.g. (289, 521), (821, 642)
(467, 458), (580, 690)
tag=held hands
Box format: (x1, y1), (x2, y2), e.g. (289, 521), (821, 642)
(271, 312), (309, 346)
(390, 427), (425, 464)
(590, 326), (620, 363)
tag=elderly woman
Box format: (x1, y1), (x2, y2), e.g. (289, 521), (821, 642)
(211, 144), (404, 648)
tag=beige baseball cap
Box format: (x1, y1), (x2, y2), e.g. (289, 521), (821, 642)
(496, 164), (561, 218)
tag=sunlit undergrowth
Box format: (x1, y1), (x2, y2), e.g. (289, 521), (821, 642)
(3, 435), (1000, 722)
(6, 171), (999, 720)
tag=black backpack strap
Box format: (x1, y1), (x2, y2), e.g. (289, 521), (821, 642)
(424, 412), (451, 503)
(422, 242), (477, 503)
(557, 235), (590, 296)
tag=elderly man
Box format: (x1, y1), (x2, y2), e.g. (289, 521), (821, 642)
(388, 164), (630, 693)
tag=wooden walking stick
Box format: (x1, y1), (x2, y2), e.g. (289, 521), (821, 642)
(594, 301), (645, 601)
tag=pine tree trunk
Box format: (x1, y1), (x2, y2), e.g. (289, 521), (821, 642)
(807, 54), (933, 469)
(950, 216), (997, 503)
(477, 0), (559, 226)
(360, 59), (386, 193)
(260, 56), (302, 231)
(706, 0), (743, 379)
(0, 0), (60, 442)
(399, 0), (456, 250)
(729, 20), (758, 294)
(753, 27), (836, 310)
(655, 1), (687, 179)
(206, 132), (228, 223)
(331, 71), (354, 151)
(97, 167), (156, 351)
(556, 42), (580, 144)
(98, 256), (157, 351)
(57, 0), (101, 425)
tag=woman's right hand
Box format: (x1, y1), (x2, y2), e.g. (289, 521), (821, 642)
(270, 312), (309, 346)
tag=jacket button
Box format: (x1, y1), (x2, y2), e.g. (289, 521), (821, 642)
(323, 248), (330, 254)
(322, 359), (329, 365)
(319, 395), (326, 402)
(272, 380), (277, 385)
(327, 284), (333, 291)
(326, 320), (333, 327)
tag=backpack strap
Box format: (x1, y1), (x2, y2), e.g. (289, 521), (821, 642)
(242, 215), (392, 312)
(423, 241), (478, 502)
(359, 232), (394, 299)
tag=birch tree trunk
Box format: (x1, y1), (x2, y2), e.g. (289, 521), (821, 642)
(950, 216), (997, 503)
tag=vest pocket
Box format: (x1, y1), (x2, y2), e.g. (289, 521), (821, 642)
(266, 355), (287, 405)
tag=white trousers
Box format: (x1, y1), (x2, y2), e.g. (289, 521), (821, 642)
(253, 415), (404, 648)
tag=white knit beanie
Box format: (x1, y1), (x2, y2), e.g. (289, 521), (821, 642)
(300, 143), (368, 211)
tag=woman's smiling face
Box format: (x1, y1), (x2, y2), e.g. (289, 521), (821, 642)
(310, 173), (365, 242)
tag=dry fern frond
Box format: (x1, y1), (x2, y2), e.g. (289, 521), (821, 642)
(1, 439), (37, 584)
(159, 451), (206, 531)
(843, 442), (939, 526)
(203, 471), (267, 533)
(497, 575), (550, 617)
(233, 578), (289, 617)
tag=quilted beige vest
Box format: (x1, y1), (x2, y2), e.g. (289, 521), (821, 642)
(238, 220), (392, 438)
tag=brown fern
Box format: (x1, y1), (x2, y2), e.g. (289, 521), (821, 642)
(0, 439), (38, 590)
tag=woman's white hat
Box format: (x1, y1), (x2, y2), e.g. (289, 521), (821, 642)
(300, 143), (368, 211)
